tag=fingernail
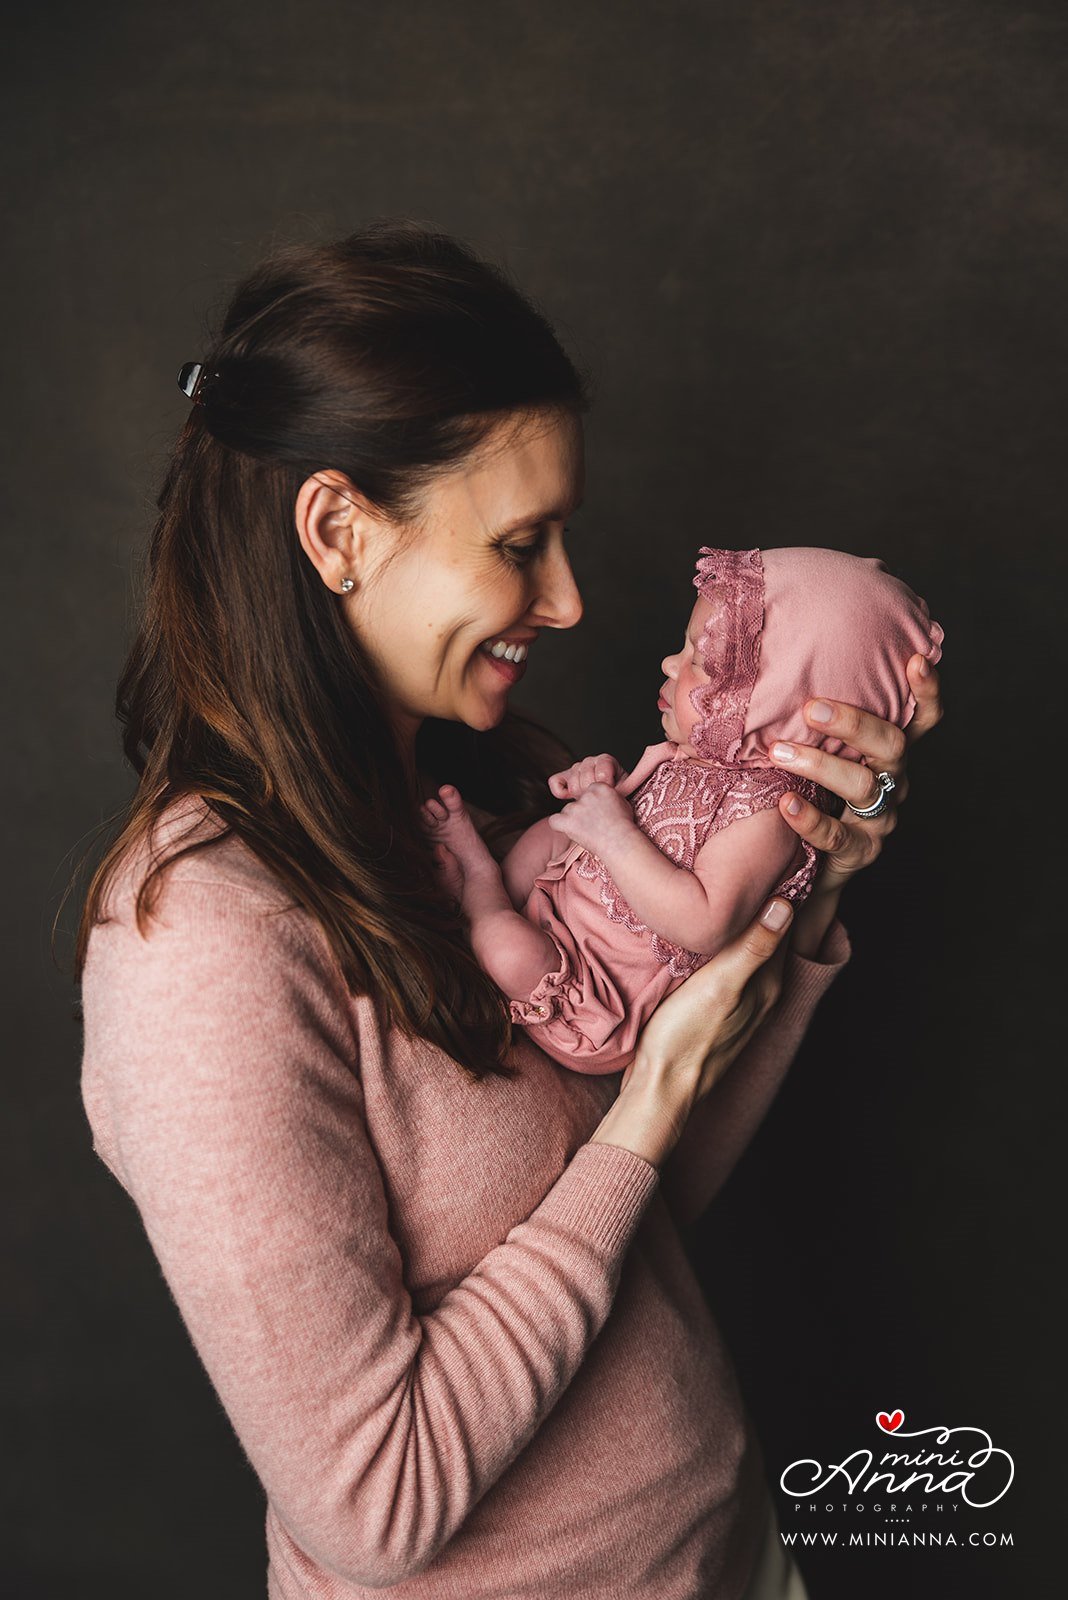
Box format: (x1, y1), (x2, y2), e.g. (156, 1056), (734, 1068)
(786, 795), (803, 815)
(918, 657), (930, 677)
(808, 700), (834, 723)
(771, 742), (795, 762)
(761, 899), (791, 930)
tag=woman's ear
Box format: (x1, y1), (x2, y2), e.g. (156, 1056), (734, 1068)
(294, 470), (376, 594)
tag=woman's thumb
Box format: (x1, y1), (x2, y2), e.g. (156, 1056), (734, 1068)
(740, 897), (793, 962)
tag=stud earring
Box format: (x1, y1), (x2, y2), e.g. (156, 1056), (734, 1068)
(339, 576), (355, 594)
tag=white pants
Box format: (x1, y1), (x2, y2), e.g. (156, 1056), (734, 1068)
(737, 1496), (810, 1600)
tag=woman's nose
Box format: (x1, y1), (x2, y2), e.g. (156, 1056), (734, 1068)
(536, 547), (584, 630)
(661, 651), (679, 676)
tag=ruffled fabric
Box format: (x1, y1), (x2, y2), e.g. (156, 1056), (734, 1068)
(508, 930), (573, 1025)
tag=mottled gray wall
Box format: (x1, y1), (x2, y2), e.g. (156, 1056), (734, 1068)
(4, 2), (1063, 1594)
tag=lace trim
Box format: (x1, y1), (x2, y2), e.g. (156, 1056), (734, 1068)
(573, 758), (826, 978)
(689, 547), (766, 763)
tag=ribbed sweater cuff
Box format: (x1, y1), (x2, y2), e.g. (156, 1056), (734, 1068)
(775, 916), (852, 1031)
(533, 1140), (660, 1256)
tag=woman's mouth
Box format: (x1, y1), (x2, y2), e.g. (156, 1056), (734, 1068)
(479, 635), (530, 685)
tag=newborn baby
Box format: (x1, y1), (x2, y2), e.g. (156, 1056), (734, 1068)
(422, 545), (944, 1074)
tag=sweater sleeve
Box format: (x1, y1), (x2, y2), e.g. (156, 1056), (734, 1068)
(79, 877), (659, 1589)
(659, 919), (852, 1229)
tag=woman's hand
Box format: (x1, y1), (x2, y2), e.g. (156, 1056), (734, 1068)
(769, 654), (944, 957)
(590, 897), (796, 1169)
(548, 753), (626, 800)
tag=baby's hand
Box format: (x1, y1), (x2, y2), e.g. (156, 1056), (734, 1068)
(548, 753), (625, 801)
(546, 783), (636, 857)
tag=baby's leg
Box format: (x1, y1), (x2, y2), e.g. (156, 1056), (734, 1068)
(421, 786), (561, 1000)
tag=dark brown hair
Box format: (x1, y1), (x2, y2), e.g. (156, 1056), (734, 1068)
(72, 218), (593, 1080)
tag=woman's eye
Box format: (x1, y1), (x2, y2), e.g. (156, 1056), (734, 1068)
(502, 541), (540, 566)
(500, 522), (571, 568)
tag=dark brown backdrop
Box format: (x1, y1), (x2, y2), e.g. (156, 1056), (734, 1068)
(4, 2), (1064, 1594)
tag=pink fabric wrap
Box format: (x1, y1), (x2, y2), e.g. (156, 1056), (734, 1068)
(504, 545), (943, 1073)
(509, 743), (827, 1073)
(690, 546), (945, 764)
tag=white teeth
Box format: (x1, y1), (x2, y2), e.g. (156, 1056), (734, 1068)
(484, 639), (528, 662)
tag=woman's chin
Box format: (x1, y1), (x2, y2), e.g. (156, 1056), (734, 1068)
(463, 690), (509, 732)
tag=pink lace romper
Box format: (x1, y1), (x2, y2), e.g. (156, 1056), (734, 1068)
(505, 542), (943, 1077)
(507, 739), (826, 1075)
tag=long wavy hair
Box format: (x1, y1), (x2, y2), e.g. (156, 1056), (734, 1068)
(71, 219), (594, 1081)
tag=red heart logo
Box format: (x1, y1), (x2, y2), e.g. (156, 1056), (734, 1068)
(876, 1409), (904, 1433)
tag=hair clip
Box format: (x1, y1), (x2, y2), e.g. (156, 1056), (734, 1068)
(177, 361), (216, 405)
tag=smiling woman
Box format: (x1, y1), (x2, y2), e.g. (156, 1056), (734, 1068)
(75, 222), (594, 1084)
(73, 219), (941, 1600)
(290, 406), (585, 754)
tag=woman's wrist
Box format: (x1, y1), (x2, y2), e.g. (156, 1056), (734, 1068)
(790, 882), (844, 960)
(589, 1056), (701, 1169)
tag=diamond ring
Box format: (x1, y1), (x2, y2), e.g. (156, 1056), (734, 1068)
(845, 770), (896, 820)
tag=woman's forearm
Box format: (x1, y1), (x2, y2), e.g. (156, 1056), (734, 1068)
(591, 912), (848, 1179)
(790, 884), (843, 960)
(660, 917), (852, 1226)
(590, 1057), (701, 1170)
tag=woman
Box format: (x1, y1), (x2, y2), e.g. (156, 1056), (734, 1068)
(77, 220), (942, 1600)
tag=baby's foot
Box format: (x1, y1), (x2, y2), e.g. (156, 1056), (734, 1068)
(425, 838), (465, 905)
(419, 785), (499, 909)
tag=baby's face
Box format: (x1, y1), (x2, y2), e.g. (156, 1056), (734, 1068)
(658, 596), (713, 752)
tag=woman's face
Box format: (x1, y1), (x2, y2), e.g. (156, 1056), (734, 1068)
(658, 595), (713, 752)
(341, 407), (585, 749)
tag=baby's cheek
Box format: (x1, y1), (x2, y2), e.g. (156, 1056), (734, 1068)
(674, 672), (703, 740)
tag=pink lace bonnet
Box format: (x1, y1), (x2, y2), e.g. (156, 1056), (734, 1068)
(688, 546), (945, 765)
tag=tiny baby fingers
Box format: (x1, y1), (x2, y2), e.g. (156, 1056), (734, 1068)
(548, 764), (583, 798)
(571, 757), (596, 793)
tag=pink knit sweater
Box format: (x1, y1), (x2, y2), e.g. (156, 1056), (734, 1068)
(79, 798), (850, 1599)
